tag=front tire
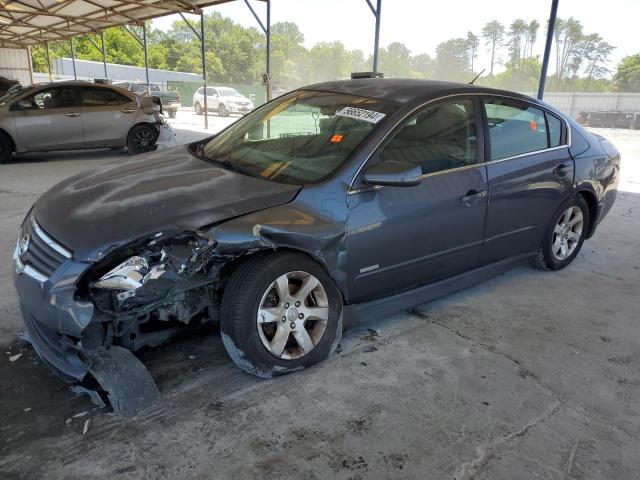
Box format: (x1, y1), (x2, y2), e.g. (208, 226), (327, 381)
(534, 194), (589, 270)
(218, 104), (229, 117)
(127, 124), (158, 155)
(220, 252), (343, 378)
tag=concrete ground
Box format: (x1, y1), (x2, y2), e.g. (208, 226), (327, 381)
(0, 114), (639, 479)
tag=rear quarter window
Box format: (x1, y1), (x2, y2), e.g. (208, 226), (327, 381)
(546, 112), (563, 147)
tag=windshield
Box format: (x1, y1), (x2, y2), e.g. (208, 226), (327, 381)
(217, 88), (242, 97)
(0, 85), (33, 104)
(199, 90), (395, 185)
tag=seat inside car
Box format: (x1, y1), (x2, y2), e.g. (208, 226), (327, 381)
(381, 103), (473, 174)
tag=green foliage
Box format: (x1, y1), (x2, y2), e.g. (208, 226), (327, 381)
(614, 54), (640, 92)
(29, 13), (616, 93)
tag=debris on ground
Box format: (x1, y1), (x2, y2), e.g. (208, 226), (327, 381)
(9, 353), (23, 362)
(82, 419), (91, 435)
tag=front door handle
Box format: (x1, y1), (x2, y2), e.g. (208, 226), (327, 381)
(64, 112), (80, 117)
(121, 109), (135, 113)
(461, 189), (487, 206)
(553, 163), (573, 176)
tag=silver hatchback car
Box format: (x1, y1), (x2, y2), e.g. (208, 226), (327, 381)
(0, 81), (162, 163)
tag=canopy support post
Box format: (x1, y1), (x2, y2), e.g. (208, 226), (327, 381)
(538, 0), (559, 100)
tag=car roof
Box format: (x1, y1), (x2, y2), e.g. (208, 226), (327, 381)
(301, 78), (540, 107)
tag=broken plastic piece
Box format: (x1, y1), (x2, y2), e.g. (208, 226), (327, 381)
(87, 346), (162, 415)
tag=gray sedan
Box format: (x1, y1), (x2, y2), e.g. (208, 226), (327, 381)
(0, 80), (162, 162)
(12, 78), (620, 412)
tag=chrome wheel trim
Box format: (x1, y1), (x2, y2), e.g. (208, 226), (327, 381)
(257, 271), (329, 360)
(552, 206), (584, 261)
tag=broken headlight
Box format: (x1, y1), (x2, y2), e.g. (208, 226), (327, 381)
(90, 232), (218, 311)
(94, 255), (168, 303)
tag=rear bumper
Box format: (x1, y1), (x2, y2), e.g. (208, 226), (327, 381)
(13, 261), (94, 381)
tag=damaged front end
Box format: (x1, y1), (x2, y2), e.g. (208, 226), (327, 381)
(81, 230), (225, 353)
(47, 230), (234, 415)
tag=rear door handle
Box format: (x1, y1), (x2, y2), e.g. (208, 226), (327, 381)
(461, 189), (487, 206)
(553, 163), (573, 176)
(64, 112), (80, 117)
(121, 109), (135, 113)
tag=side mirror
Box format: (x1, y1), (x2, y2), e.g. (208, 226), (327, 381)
(363, 161), (422, 187)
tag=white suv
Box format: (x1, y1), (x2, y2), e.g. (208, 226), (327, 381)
(192, 86), (254, 117)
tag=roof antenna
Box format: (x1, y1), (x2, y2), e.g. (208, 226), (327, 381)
(468, 69), (486, 85)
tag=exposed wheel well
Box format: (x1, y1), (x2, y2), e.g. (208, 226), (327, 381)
(577, 189), (598, 238)
(217, 247), (347, 304)
(0, 128), (16, 151)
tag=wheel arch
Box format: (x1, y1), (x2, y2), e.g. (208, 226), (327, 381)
(575, 188), (599, 238)
(0, 127), (16, 152)
(216, 246), (348, 305)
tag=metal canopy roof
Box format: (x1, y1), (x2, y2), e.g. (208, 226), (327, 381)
(0, 0), (264, 48)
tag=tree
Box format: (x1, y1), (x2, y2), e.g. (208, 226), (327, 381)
(482, 20), (505, 75)
(613, 54), (640, 91)
(526, 20), (540, 57)
(466, 32), (479, 73)
(507, 19), (528, 64)
(554, 17), (584, 78)
(434, 38), (471, 81)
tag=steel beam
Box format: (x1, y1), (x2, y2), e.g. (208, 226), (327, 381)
(243, 0), (271, 101)
(101, 31), (108, 78)
(538, 0), (559, 100)
(200, 12), (208, 129)
(45, 42), (52, 81)
(69, 38), (77, 80)
(372, 0), (381, 73)
(143, 23), (150, 94)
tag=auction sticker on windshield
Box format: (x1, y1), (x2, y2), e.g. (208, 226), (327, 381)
(336, 106), (386, 124)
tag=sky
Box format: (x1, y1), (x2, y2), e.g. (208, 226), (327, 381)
(152, 0), (639, 76)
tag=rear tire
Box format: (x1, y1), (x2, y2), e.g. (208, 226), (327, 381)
(534, 194), (589, 271)
(220, 252), (343, 378)
(194, 102), (203, 115)
(0, 131), (14, 164)
(127, 124), (158, 155)
(168, 109), (177, 119)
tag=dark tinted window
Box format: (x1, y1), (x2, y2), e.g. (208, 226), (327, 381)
(484, 99), (547, 160)
(82, 87), (131, 107)
(379, 99), (477, 174)
(20, 87), (76, 110)
(546, 112), (563, 147)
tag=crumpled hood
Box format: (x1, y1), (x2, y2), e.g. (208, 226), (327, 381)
(33, 145), (301, 260)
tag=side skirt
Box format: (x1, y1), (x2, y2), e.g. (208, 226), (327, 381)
(343, 253), (535, 328)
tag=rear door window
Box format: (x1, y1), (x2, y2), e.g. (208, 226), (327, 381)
(484, 98), (548, 160)
(81, 87), (132, 107)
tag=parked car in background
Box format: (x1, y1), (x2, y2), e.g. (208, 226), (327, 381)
(113, 81), (181, 118)
(577, 110), (640, 130)
(11, 79), (620, 396)
(192, 86), (254, 116)
(0, 80), (163, 162)
(0, 76), (20, 96)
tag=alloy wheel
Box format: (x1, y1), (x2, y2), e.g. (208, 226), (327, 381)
(132, 128), (155, 152)
(552, 206), (584, 260)
(256, 271), (329, 360)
